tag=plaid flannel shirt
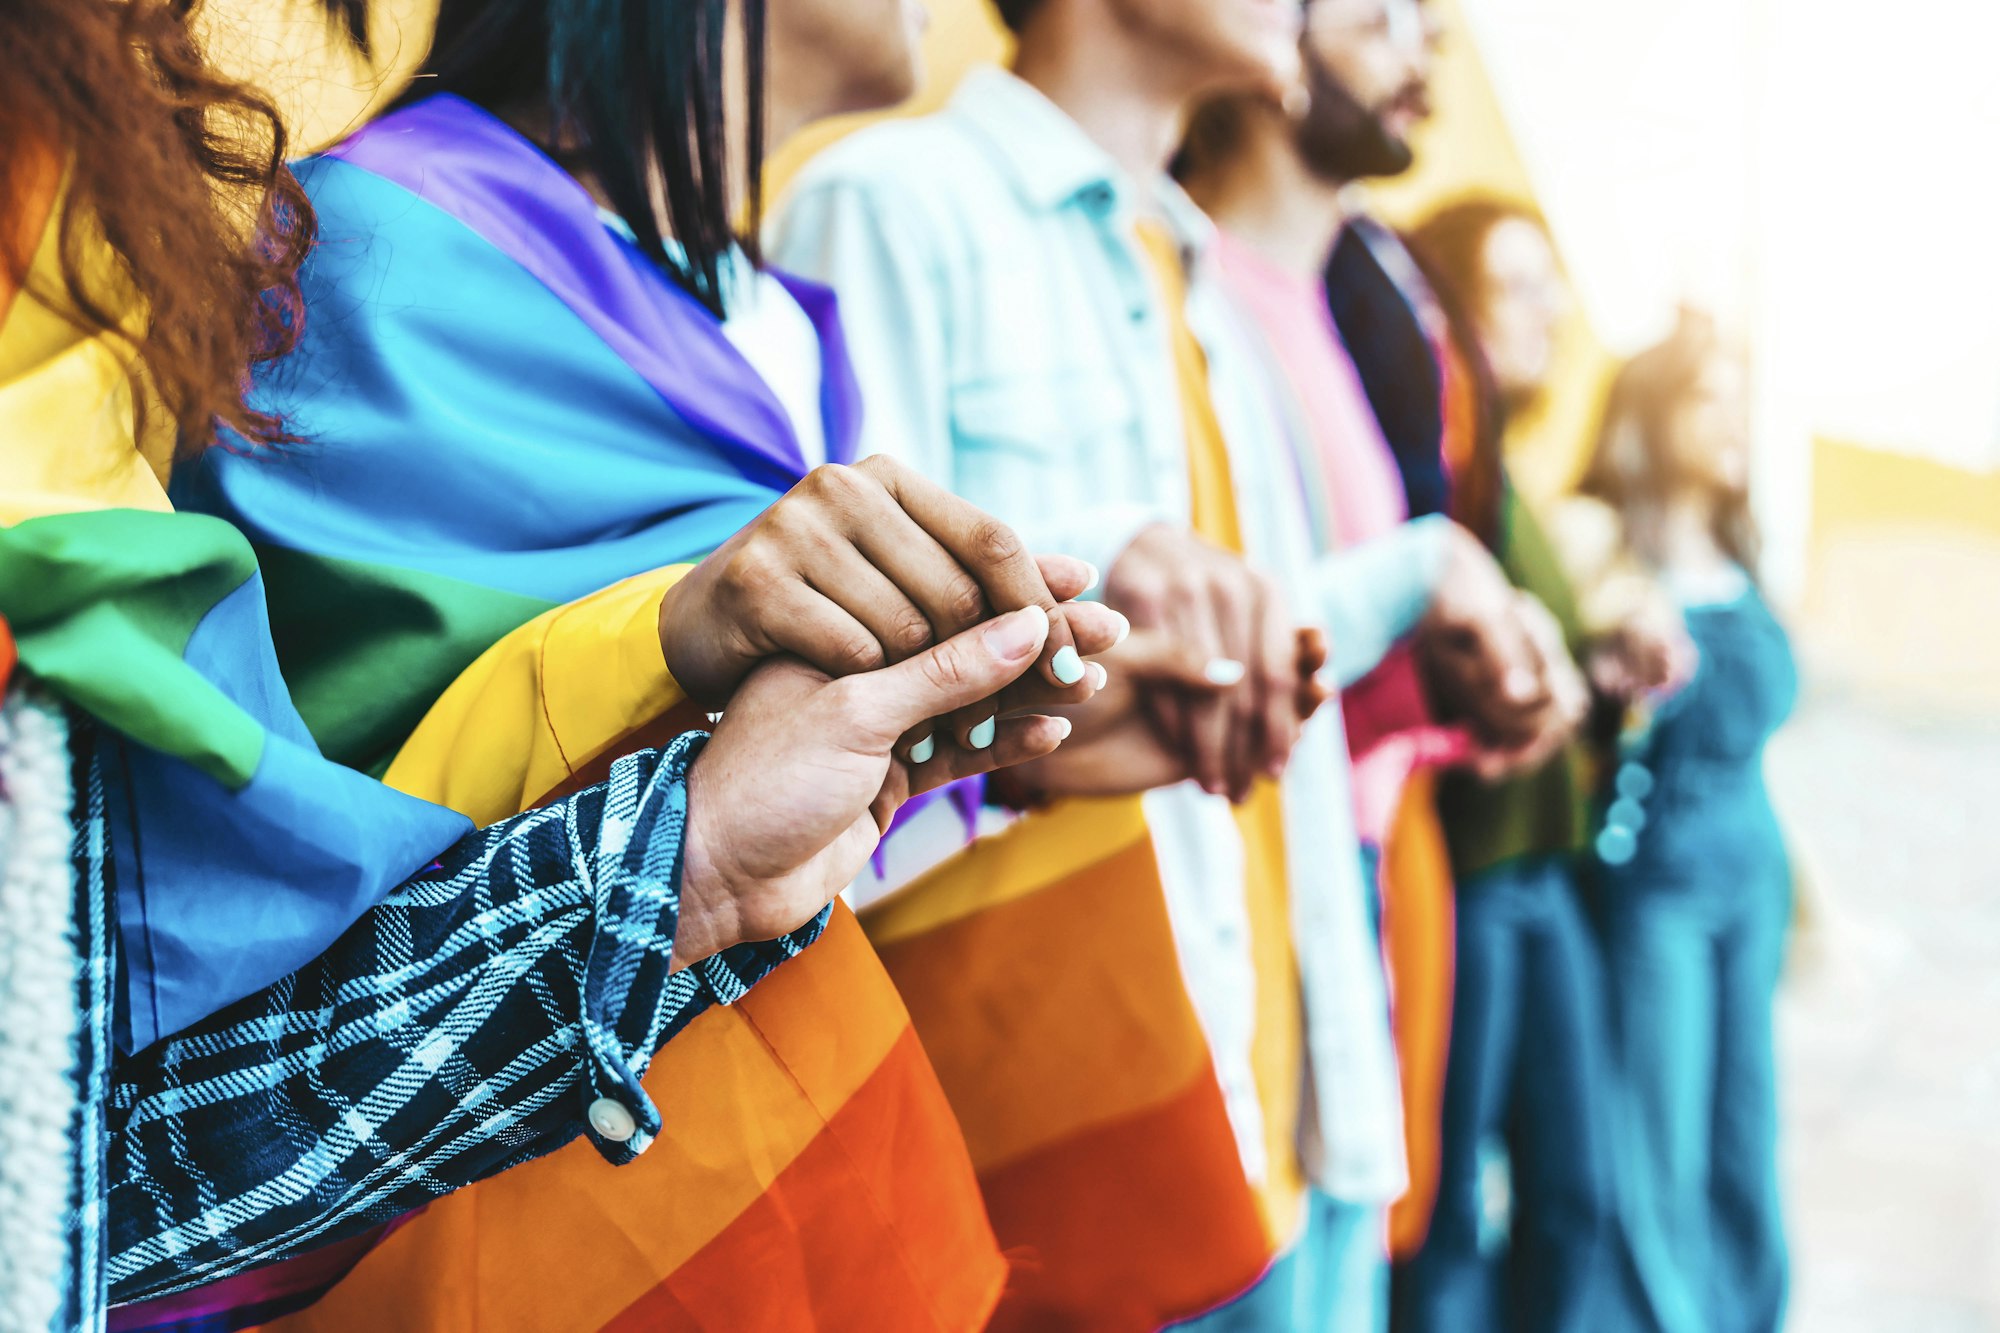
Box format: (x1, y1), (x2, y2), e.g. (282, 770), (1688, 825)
(88, 732), (825, 1309)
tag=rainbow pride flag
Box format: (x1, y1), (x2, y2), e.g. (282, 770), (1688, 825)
(0, 171), (472, 1056)
(863, 794), (1294, 1330)
(127, 93), (1004, 1332)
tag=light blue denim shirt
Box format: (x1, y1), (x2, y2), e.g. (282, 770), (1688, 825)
(769, 68), (1445, 680)
(771, 67), (1409, 1204)
(771, 68), (1194, 582)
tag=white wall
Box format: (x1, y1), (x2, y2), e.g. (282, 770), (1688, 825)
(1459, 0), (2000, 598)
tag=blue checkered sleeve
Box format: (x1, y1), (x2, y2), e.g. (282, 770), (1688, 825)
(102, 736), (827, 1305)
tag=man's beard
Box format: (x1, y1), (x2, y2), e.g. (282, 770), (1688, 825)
(1293, 54), (1417, 182)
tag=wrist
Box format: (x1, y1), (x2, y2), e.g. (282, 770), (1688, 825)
(671, 771), (744, 971)
(656, 579), (690, 684)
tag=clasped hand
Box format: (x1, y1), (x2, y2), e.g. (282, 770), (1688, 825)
(657, 457), (1128, 967)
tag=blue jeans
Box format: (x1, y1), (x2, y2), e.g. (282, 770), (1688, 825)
(1176, 1193), (1388, 1333)
(1600, 881), (1790, 1333)
(1395, 856), (1616, 1333)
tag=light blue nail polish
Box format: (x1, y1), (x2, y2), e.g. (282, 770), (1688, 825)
(909, 734), (935, 764)
(968, 717), (996, 750)
(1051, 645), (1086, 685)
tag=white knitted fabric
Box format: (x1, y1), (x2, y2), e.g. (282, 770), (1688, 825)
(0, 692), (80, 1333)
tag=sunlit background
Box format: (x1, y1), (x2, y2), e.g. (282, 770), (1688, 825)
(209, 0), (2000, 1325)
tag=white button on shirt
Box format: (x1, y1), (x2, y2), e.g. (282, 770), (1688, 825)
(586, 1096), (638, 1144)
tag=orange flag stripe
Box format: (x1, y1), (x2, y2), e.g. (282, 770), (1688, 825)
(865, 797), (1288, 1327)
(603, 1026), (1009, 1332)
(263, 907), (999, 1332)
(870, 812), (1211, 1168)
(980, 1064), (1274, 1332)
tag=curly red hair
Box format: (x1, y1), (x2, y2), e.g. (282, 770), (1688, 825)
(0, 0), (314, 454)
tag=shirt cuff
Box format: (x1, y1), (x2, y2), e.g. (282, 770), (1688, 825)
(1315, 514), (1456, 686)
(575, 733), (831, 1164)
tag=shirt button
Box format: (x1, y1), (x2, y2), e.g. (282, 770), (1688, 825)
(587, 1096), (638, 1143)
(1607, 797), (1647, 832)
(1615, 763), (1655, 800)
(1596, 825), (1638, 866)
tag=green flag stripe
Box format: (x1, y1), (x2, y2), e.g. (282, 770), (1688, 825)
(253, 544), (556, 778)
(0, 509), (266, 787)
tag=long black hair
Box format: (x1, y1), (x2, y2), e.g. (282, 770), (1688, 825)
(321, 0), (370, 50)
(395, 0), (765, 317)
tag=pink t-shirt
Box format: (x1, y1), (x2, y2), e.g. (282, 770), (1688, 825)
(1214, 230), (1468, 848)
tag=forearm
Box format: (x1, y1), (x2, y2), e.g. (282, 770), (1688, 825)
(105, 738), (826, 1303)
(1314, 515), (1455, 686)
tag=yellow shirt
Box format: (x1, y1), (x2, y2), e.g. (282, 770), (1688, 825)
(1137, 220), (1308, 1239)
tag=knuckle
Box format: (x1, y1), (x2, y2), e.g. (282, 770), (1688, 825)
(807, 462), (864, 505)
(968, 517), (1025, 570)
(943, 575), (987, 627)
(835, 631), (886, 674)
(731, 548), (779, 597)
(888, 607), (934, 655)
(1121, 569), (1167, 610)
(918, 644), (973, 695)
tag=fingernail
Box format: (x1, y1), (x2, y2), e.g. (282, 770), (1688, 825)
(1051, 645), (1086, 685)
(1111, 610), (1131, 646)
(1088, 662), (1109, 690)
(1048, 716), (1074, 741)
(982, 607), (1045, 662)
(1080, 563), (1101, 595)
(908, 734), (935, 764)
(968, 716), (996, 750)
(1204, 657), (1247, 686)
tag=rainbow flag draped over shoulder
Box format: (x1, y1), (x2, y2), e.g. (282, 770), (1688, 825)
(0, 168), (470, 1057)
(135, 93), (1004, 1332)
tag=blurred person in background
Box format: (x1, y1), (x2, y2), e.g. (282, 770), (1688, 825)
(1399, 196), (1689, 1333)
(1219, 0), (1548, 1281)
(0, 2), (1104, 1328)
(1557, 316), (1796, 1333)
(772, 0), (1579, 1326)
(1174, 1), (1596, 1323)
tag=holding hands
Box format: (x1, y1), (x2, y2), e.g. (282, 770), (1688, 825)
(658, 458), (1137, 966)
(658, 455), (1126, 756)
(672, 606), (1080, 968)
(1101, 523), (1322, 802)
(1415, 525), (1590, 776)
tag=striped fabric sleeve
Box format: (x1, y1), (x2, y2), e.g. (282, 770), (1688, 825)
(106, 736), (827, 1306)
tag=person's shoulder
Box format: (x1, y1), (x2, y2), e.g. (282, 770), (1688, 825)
(782, 109), (1009, 229)
(795, 111), (972, 187)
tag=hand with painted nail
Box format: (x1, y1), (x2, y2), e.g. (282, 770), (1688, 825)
(657, 455), (1121, 755)
(1584, 592), (1695, 704)
(987, 624), (1334, 804)
(1101, 523), (1305, 802)
(1413, 525), (1567, 751)
(671, 606), (1076, 968)
(1463, 592), (1592, 782)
